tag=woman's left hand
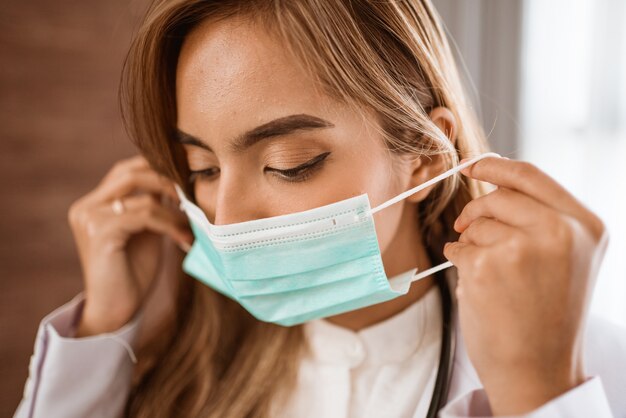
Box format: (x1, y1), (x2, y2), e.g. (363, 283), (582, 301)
(443, 156), (609, 416)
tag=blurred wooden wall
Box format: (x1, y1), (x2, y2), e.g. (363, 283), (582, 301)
(0, 1), (148, 415)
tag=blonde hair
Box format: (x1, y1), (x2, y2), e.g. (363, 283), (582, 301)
(119, 0), (491, 416)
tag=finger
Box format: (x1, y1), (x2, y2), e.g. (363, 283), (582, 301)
(103, 194), (193, 246)
(443, 241), (481, 270)
(94, 170), (180, 204)
(115, 154), (150, 171)
(458, 217), (516, 247)
(101, 155), (150, 183)
(117, 193), (189, 226)
(455, 187), (555, 232)
(460, 157), (583, 218)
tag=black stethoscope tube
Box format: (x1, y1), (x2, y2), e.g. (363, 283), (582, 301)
(425, 268), (456, 418)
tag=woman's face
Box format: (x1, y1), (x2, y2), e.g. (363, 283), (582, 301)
(175, 16), (419, 256)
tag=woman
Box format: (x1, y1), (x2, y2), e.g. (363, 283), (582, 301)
(14, 0), (626, 417)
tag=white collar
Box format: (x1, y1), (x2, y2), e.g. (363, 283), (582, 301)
(303, 276), (442, 368)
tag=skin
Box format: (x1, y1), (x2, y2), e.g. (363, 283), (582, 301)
(175, 16), (450, 330)
(445, 159), (608, 414)
(69, 15), (609, 416)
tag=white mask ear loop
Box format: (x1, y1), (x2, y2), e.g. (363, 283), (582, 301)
(370, 152), (501, 215)
(369, 151), (501, 284)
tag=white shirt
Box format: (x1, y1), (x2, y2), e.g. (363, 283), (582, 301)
(13, 268), (626, 418)
(275, 283), (442, 418)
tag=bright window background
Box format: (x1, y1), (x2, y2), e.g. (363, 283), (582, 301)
(520, 0), (626, 327)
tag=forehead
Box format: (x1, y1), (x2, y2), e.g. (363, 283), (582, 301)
(175, 16), (345, 145)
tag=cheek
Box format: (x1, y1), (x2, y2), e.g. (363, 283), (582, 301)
(372, 202), (405, 254)
(353, 156), (408, 254)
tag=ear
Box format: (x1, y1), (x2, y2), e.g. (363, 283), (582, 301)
(405, 106), (458, 204)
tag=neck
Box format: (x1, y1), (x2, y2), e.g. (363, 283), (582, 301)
(325, 203), (435, 331)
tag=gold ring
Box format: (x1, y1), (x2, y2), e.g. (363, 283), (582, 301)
(111, 198), (125, 215)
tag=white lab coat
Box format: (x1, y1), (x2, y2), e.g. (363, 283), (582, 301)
(13, 267), (626, 418)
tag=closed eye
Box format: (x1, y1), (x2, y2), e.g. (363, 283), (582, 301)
(265, 152), (331, 183)
(188, 151), (331, 184)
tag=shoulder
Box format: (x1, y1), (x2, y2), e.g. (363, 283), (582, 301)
(583, 314), (626, 414)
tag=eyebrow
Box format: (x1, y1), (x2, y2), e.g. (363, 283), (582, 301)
(175, 113), (335, 153)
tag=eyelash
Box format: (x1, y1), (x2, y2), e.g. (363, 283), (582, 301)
(188, 168), (219, 184)
(188, 152), (331, 184)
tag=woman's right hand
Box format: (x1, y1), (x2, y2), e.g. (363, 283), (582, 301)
(68, 155), (194, 337)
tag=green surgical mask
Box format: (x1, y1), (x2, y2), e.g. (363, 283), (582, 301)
(174, 152), (499, 326)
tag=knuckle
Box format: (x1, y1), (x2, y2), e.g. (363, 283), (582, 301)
(139, 193), (158, 206)
(148, 205), (161, 218)
(466, 218), (495, 244)
(443, 242), (458, 259)
(552, 216), (574, 246)
(461, 221), (479, 241)
(68, 199), (90, 227)
(111, 159), (128, 175)
(503, 235), (526, 265)
(140, 196), (161, 217)
(145, 195), (161, 213)
(119, 170), (135, 186)
(67, 201), (81, 226)
(586, 212), (607, 242)
(513, 161), (537, 177)
(471, 252), (490, 279)
(462, 200), (479, 219)
(84, 219), (101, 237)
(472, 216), (489, 229)
(97, 220), (120, 241)
(493, 187), (511, 201)
(124, 154), (144, 166)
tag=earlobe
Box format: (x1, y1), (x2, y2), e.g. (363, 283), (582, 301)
(404, 106), (457, 204)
